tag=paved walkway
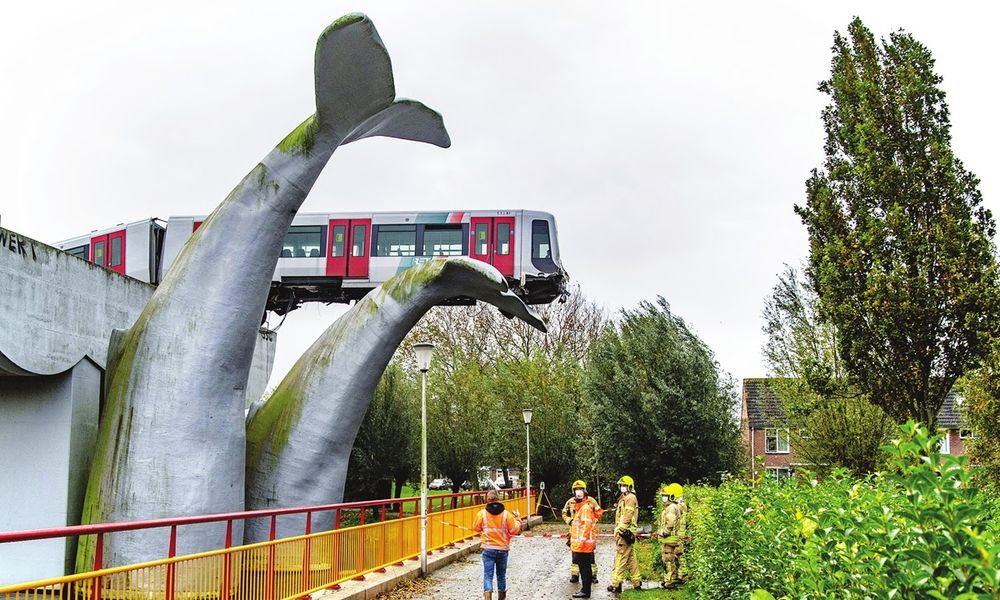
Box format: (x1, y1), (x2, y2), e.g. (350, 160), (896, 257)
(385, 528), (634, 599)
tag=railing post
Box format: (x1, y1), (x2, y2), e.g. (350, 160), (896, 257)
(265, 515), (276, 600)
(165, 525), (177, 600)
(220, 520), (233, 600)
(380, 505), (386, 522)
(301, 512), (312, 596)
(357, 525), (364, 577)
(91, 532), (104, 600)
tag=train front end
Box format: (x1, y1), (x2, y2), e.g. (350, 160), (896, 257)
(519, 210), (568, 304)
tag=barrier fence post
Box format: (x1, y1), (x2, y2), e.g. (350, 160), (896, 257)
(301, 512), (312, 597)
(92, 532), (104, 600)
(220, 520), (233, 600)
(265, 516), (276, 600)
(165, 525), (177, 600)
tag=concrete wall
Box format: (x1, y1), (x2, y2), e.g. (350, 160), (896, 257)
(0, 359), (100, 585)
(0, 227), (277, 584)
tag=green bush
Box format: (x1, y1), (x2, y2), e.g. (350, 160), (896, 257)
(686, 423), (1000, 599)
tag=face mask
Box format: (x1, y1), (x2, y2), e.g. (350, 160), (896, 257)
(575, 489), (585, 499)
(620, 486), (628, 494)
(661, 496), (669, 504)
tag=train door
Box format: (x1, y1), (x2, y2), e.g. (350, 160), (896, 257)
(470, 216), (515, 277)
(347, 219), (371, 278)
(90, 234), (108, 268)
(470, 217), (492, 265)
(107, 229), (126, 275)
(492, 217), (515, 277)
(326, 219), (348, 276)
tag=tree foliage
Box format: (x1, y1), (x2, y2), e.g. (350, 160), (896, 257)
(586, 297), (742, 502)
(402, 287), (606, 496)
(960, 343), (1000, 487)
(343, 362), (419, 500)
(762, 266), (894, 474)
(795, 17), (1000, 427)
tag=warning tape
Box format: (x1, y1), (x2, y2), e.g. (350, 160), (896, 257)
(438, 521), (657, 540)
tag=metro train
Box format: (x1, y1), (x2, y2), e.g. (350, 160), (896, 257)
(54, 210), (568, 314)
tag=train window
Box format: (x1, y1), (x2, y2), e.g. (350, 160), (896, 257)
(94, 241), (105, 266)
(375, 225), (416, 256)
(352, 224), (366, 257)
(496, 223), (511, 255)
(532, 220), (551, 259)
(475, 223), (489, 255)
(66, 245), (88, 260)
(110, 237), (122, 267)
(331, 225), (346, 257)
(283, 226), (324, 258)
(423, 225), (463, 256)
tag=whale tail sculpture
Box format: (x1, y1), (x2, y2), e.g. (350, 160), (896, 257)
(78, 14), (449, 572)
(245, 258), (545, 540)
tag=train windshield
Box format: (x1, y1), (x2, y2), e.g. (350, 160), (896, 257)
(531, 220), (551, 259)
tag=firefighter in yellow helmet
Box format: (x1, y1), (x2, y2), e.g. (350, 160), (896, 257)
(658, 483), (685, 589)
(562, 480), (600, 585)
(607, 475), (641, 593)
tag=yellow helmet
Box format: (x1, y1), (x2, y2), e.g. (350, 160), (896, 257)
(616, 475), (635, 488)
(571, 480), (587, 491)
(662, 483), (683, 498)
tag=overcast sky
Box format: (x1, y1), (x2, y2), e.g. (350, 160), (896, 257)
(3, 2), (999, 390)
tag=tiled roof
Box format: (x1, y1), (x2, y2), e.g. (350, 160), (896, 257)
(743, 379), (788, 429)
(743, 378), (966, 430)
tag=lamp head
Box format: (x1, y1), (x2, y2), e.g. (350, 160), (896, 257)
(522, 408), (533, 425)
(413, 342), (435, 372)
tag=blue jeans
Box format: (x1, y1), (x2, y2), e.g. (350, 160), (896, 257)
(481, 549), (509, 592)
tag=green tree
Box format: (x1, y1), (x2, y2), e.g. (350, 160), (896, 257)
(762, 266), (894, 474)
(959, 344), (1000, 486)
(586, 297), (742, 502)
(425, 351), (491, 496)
(343, 362), (419, 501)
(485, 351), (585, 501)
(795, 17), (1000, 428)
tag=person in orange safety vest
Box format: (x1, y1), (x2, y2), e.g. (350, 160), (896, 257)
(569, 488), (605, 598)
(473, 489), (523, 600)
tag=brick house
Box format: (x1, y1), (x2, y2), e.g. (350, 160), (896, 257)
(741, 378), (973, 479)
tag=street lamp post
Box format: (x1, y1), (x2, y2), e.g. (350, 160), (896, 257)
(413, 342), (435, 576)
(522, 408), (533, 530)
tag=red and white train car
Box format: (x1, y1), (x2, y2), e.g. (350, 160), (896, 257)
(54, 210), (567, 314)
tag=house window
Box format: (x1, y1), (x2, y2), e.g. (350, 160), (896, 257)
(938, 431), (951, 455)
(960, 429), (975, 439)
(766, 467), (793, 481)
(765, 428), (790, 454)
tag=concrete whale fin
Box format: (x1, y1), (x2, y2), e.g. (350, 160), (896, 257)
(244, 258), (542, 540)
(77, 13), (450, 569)
(342, 99), (451, 148)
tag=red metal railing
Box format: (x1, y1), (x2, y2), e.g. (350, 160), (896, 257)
(0, 488), (527, 574)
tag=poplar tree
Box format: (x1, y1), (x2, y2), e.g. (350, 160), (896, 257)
(795, 17), (1000, 427)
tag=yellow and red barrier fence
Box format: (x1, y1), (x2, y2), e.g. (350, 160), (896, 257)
(0, 489), (529, 600)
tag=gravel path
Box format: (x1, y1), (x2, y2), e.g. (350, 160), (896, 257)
(387, 526), (643, 600)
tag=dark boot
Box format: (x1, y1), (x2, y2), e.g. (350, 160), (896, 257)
(498, 592), (506, 600)
(570, 574), (579, 583)
(572, 593), (590, 598)
(607, 583), (622, 593)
